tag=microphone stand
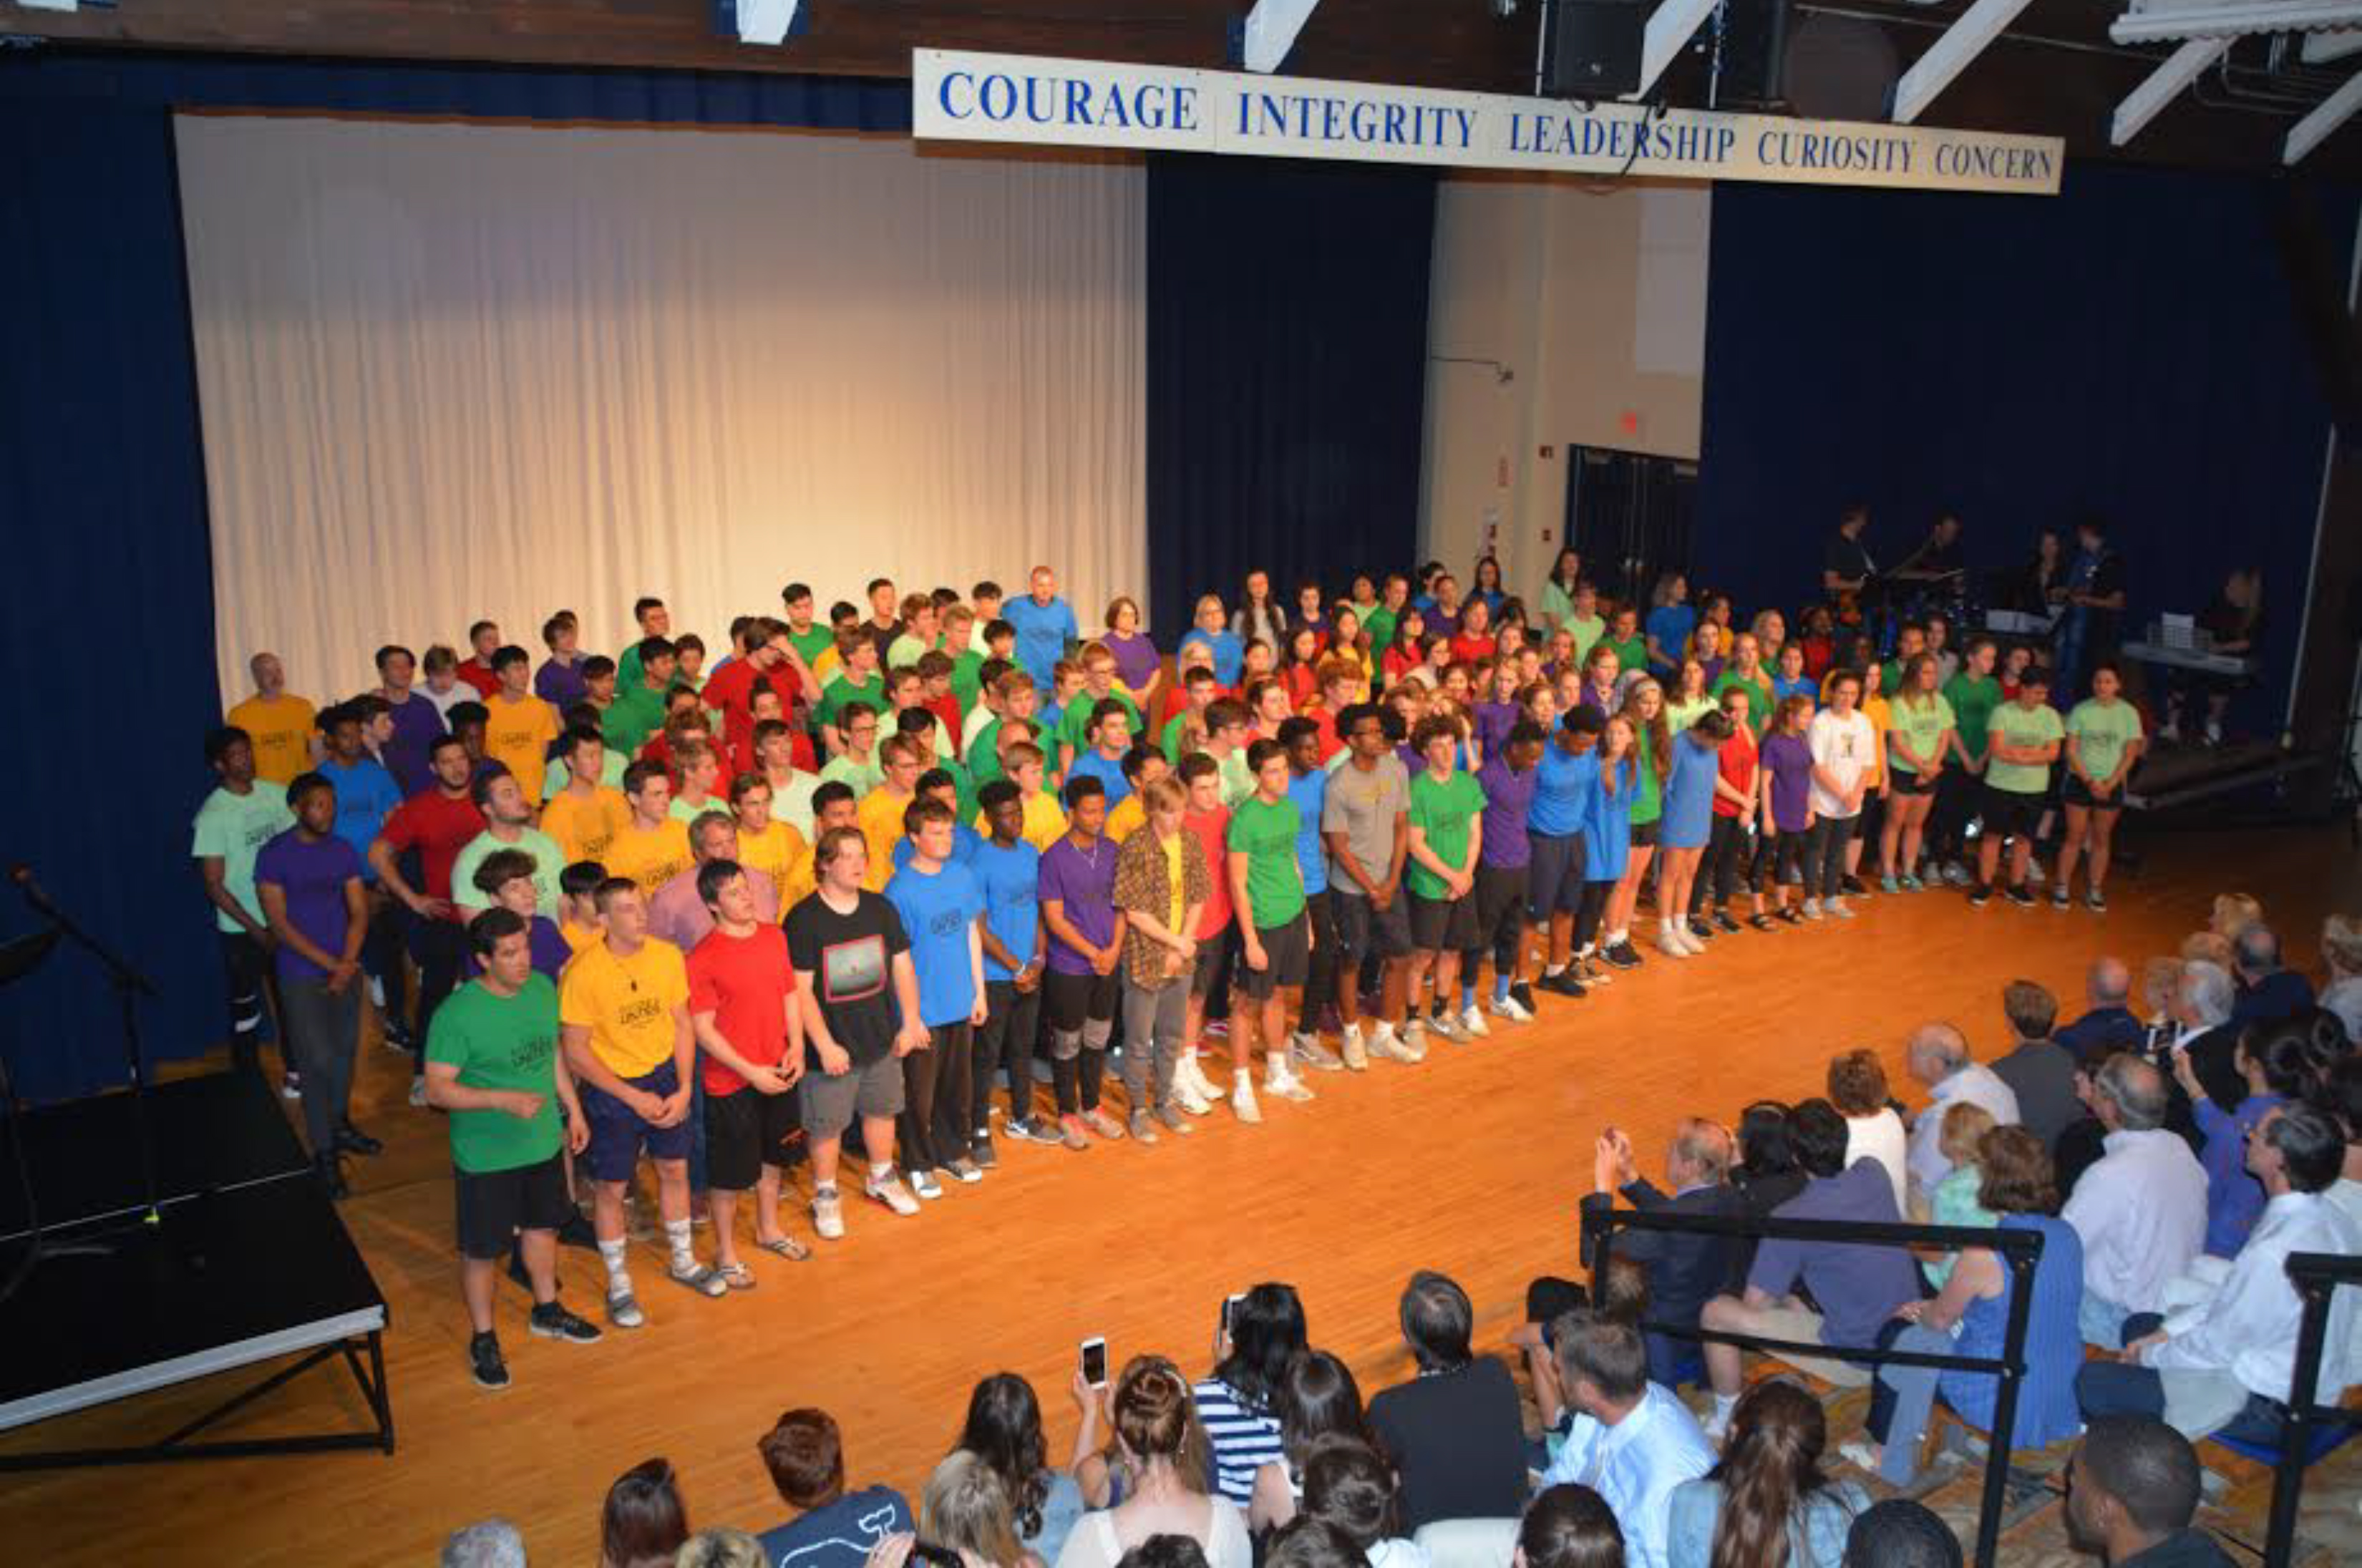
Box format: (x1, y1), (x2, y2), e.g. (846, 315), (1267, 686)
(11, 872), (165, 1236)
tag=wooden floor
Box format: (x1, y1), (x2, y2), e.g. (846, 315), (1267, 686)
(4, 823), (2357, 1564)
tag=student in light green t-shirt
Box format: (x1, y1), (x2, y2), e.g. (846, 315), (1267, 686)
(1403, 716), (1487, 1043)
(1931, 636), (2003, 882)
(1878, 653), (1955, 892)
(1225, 739), (1311, 1106)
(2056, 661), (2145, 911)
(1973, 671), (2064, 906)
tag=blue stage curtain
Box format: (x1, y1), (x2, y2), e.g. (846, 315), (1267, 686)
(1693, 163), (2353, 716)
(0, 95), (227, 1102)
(1146, 155), (1436, 635)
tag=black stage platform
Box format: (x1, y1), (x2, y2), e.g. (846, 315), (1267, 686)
(0, 1072), (392, 1469)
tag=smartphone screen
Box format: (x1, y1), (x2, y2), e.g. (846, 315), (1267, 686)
(1080, 1336), (1108, 1388)
(1217, 1292), (1243, 1354)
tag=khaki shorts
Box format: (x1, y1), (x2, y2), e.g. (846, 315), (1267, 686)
(1717, 1300), (1873, 1389)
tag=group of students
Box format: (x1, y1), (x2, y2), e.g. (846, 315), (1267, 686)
(195, 555), (2161, 1386)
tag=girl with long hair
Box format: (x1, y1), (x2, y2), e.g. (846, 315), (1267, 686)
(600, 1456), (691, 1568)
(1248, 1350), (1374, 1532)
(1578, 642), (1622, 721)
(2056, 661), (2142, 911)
(1601, 680), (1670, 969)
(959, 1373), (1088, 1563)
(1645, 573), (1694, 677)
(1688, 620), (1727, 688)
(1279, 625), (1323, 713)
(1231, 570), (1287, 650)
(1194, 1283), (1308, 1509)
(922, 1451), (1034, 1568)
(1380, 610), (1428, 687)
(1061, 1356), (1247, 1568)
(1539, 547), (1585, 635)
(1666, 1381), (1865, 1567)
(1471, 555), (1507, 613)
(1666, 658), (1714, 732)
(1572, 714), (1641, 983)
(1878, 653), (1953, 892)
(1655, 709), (1728, 957)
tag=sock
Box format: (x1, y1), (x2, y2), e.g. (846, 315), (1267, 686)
(597, 1237), (629, 1290)
(1712, 1391), (1739, 1424)
(869, 1159), (894, 1182)
(664, 1217), (696, 1272)
(1459, 983), (1476, 1011)
(1544, 962), (1564, 978)
(1234, 1066), (1252, 1086)
(1494, 975), (1511, 1003)
(815, 1179), (839, 1197)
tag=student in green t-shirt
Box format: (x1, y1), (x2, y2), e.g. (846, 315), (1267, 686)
(2056, 661), (2145, 912)
(1972, 670), (2064, 907)
(1709, 633), (1776, 736)
(424, 907), (601, 1388)
(1933, 636), (2003, 882)
(1054, 644), (1145, 775)
(1603, 678), (1668, 968)
(1605, 605), (1648, 684)
(1225, 738), (1314, 1107)
(1403, 716), (1486, 1045)
(1878, 653), (1955, 893)
(816, 634), (885, 757)
(779, 582), (836, 669)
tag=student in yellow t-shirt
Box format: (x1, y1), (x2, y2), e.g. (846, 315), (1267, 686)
(855, 736), (927, 892)
(558, 879), (721, 1312)
(225, 652), (319, 786)
(729, 771), (808, 900)
(973, 741), (1068, 851)
(540, 729), (631, 865)
(604, 761), (694, 899)
(481, 647), (560, 802)
(1101, 746), (1171, 844)
(557, 861), (606, 953)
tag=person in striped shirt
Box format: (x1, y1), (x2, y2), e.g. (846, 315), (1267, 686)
(1192, 1282), (1308, 1506)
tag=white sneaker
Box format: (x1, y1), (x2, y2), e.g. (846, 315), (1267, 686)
(1827, 897), (1855, 919)
(1398, 1019), (1432, 1061)
(1678, 924), (1708, 955)
(1266, 1066), (1316, 1103)
(1801, 898), (1824, 921)
(408, 1077), (429, 1107)
(1184, 1055), (1226, 1101)
(1429, 1010), (1472, 1045)
(1232, 1078), (1264, 1124)
(366, 975), (386, 1009)
(1657, 928), (1691, 958)
(1487, 994), (1535, 1024)
(1458, 1004), (1491, 1038)
(1366, 1023), (1416, 1064)
(811, 1189), (845, 1240)
(864, 1172), (921, 1217)
(1340, 1022), (1369, 1071)
(1175, 1076), (1212, 1116)
(1288, 1031), (1344, 1073)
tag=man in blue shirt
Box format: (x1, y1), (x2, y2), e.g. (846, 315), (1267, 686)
(1064, 701), (1136, 808)
(971, 781), (1049, 1155)
(316, 700), (411, 1047)
(1280, 718), (1341, 1074)
(882, 799), (988, 1195)
(1540, 1310), (1714, 1568)
(2056, 955), (2147, 1068)
(1528, 709), (1603, 998)
(755, 1408), (914, 1568)
(1698, 1098), (1919, 1438)
(1002, 564), (1079, 690)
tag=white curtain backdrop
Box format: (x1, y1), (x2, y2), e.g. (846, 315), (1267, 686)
(175, 115), (1147, 702)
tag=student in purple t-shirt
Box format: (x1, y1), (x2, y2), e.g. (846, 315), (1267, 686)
(374, 644), (449, 799)
(1036, 775), (1127, 1147)
(1466, 721), (1544, 1027)
(254, 771), (375, 1181)
(1757, 694), (1819, 923)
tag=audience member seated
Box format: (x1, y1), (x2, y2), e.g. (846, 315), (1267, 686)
(1727, 1103), (1809, 1285)
(1699, 1099), (1918, 1438)
(2171, 1019), (2308, 1260)
(1540, 1310), (1714, 1568)
(960, 1373), (1088, 1564)
(2056, 955), (2144, 1067)
(921, 1449), (1039, 1568)
(1059, 1356), (1251, 1568)
(2228, 922), (2313, 1028)
(2077, 1103), (2361, 1443)
(1665, 1380), (1868, 1568)
(441, 1519), (527, 1568)
(1113, 1537), (1210, 1568)
(1366, 1272), (1528, 1532)
(1852, 1128), (2086, 1486)
(1516, 1484), (1627, 1568)
(1911, 1104), (1997, 1267)
(2063, 1055), (2208, 1348)
(1520, 1255), (1652, 1443)
(2320, 913), (2362, 1043)
(1250, 1350), (1374, 1534)
(757, 1408), (913, 1568)
(1194, 1284), (1307, 1508)
(2062, 1416), (2236, 1567)
(1264, 1518), (1369, 1568)
(1298, 1436), (1429, 1568)
(1902, 1023), (2019, 1201)
(599, 1456), (690, 1568)
(1565, 1119), (1740, 1388)
(1826, 1052), (1907, 1217)
(2168, 961), (2245, 1123)
(679, 1529), (765, 1568)
(1991, 980), (2080, 1151)
(1839, 1500), (1960, 1568)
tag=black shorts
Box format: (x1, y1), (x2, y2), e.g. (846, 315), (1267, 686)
(1406, 890), (1480, 953)
(1042, 968), (1119, 1034)
(1982, 784), (2046, 839)
(1238, 913), (1309, 1000)
(454, 1151), (571, 1261)
(1889, 768), (1937, 797)
(1332, 889), (1411, 963)
(1527, 832), (1587, 918)
(1629, 819), (1661, 850)
(1471, 865), (1530, 946)
(2061, 775), (2124, 811)
(1190, 928), (1238, 998)
(704, 1082), (804, 1191)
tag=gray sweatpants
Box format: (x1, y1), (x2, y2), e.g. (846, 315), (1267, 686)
(1119, 973), (1187, 1114)
(281, 975), (361, 1157)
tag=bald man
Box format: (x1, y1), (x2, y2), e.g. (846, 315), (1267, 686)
(1903, 1021), (2020, 1197)
(226, 653), (321, 787)
(2057, 955), (2144, 1068)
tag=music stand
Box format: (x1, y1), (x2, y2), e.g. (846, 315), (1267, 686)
(0, 928), (122, 1306)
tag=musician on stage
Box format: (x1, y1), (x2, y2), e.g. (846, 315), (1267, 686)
(2056, 516), (2128, 698)
(1821, 506), (1875, 619)
(1890, 512), (1965, 588)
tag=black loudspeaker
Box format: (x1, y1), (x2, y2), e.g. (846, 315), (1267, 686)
(1543, 0), (1647, 99)
(1719, 0), (1791, 103)
(1781, 12), (1899, 122)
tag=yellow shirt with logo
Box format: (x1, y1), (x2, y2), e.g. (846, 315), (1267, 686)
(560, 937), (690, 1078)
(541, 785), (631, 868)
(856, 788), (915, 892)
(482, 692), (559, 802)
(735, 818), (807, 895)
(225, 693), (318, 786)
(605, 817), (694, 899)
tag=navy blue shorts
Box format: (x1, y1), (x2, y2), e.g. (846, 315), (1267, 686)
(580, 1057), (694, 1181)
(1527, 832), (1588, 919)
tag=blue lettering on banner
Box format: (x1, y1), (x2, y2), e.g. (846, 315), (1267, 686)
(941, 67), (1196, 135)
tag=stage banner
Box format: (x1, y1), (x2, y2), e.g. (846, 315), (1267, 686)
(913, 49), (2062, 196)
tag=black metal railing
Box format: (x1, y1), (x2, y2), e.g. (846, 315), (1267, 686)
(2263, 1250), (2362, 1567)
(1581, 1206), (2046, 1568)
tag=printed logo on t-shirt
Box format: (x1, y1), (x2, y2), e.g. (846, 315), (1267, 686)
(510, 1031), (555, 1072)
(819, 935), (887, 1003)
(616, 995), (665, 1031)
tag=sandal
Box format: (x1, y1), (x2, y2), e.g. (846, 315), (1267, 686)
(665, 1262), (730, 1298)
(757, 1234), (812, 1262)
(714, 1261), (757, 1292)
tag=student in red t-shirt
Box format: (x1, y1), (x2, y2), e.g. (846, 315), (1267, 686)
(1449, 599), (1499, 666)
(1692, 684), (1771, 935)
(688, 860), (810, 1278)
(1175, 752), (1236, 1116)
(456, 620), (504, 698)
(368, 734), (488, 1097)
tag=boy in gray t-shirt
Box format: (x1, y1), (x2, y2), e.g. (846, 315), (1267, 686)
(1317, 703), (1417, 1066)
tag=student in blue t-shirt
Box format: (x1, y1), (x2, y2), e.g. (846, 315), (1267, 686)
(1002, 566), (1080, 688)
(316, 701), (409, 1039)
(882, 799), (988, 1198)
(970, 781), (1049, 1154)
(1527, 708), (1603, 995)
(1280, 718), (1340, 1070)
(891, 772), (982, 873)
(754, 1408), (914, 1568)
(1064, 701), (1137, 809)
(1575, 715), (1641, 978)
(1644, 572), (1697, 677)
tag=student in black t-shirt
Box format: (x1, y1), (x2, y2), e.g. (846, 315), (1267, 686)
(784, 825), (928, 1240)
(1365, 1272), (1530, 1531)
